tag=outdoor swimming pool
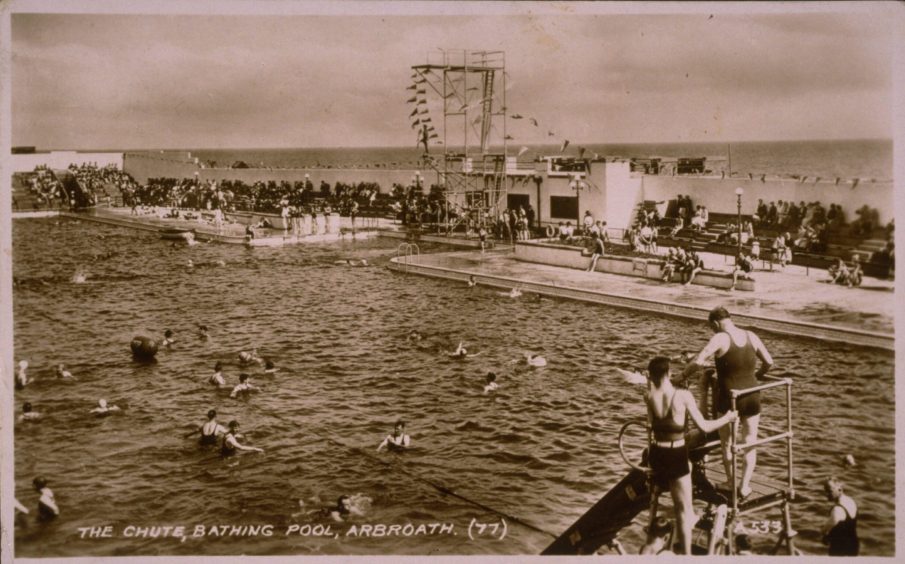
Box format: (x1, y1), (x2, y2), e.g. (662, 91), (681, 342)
(12, 217), (895, 556)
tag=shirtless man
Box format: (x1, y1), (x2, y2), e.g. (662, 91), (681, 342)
(230, 373), (259, 398)
(209, 362), (226, 387)
(681, 307), (773, 498)
(19, 402), (42, 422)
(377, 420), (411, 452)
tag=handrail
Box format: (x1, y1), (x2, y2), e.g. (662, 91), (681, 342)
(734, 431), (792, 453)
(730, 377), (791, 398)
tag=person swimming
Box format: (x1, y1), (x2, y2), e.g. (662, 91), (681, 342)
(199, 409), (227, 446)
(467, 275), (477, 288)
(377, 420), (411, 452)
(220, 420), (263, 457)
(209, 362), (226, 387)
(230, 373), (259, 398)
(15, 360), (29, 389)
(161, 329), (176, 348)
(238, 348), (263, 366)
(33, 477), (59, 521)
(483, 372), (499, 393)
(90, 399), (121, 415)
(198, 325), (210, 340)
(71, 269), (87, 283)
(55, 364), (75, 379)
(187, 259), (194, 268)
(524, 352), (547, 367)
(407, 329), (423, 343)
(19, 402), (42, 422)
(449, 341), (481, 359)
(329, 495), (354, 522)
(263, 360), (278, 374)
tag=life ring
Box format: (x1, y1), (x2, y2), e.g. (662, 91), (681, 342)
(130, 336), (159, 360)
(545, 224), (555, 238)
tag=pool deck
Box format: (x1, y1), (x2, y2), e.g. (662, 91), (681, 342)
(388, 247), (895, 351)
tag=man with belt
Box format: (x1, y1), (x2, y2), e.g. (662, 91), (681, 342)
(682, 306), (773, 498)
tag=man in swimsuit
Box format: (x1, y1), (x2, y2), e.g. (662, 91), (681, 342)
(682, 306), (773, 498)
(586, 232), (605, 272)
(822, 477), (859, 556)
(483, 372), (499, 393)
(19, 402), (42, 423)
(730, 252), (754, 291)
(161, 330), (175, 348)
(230, 373), (259, 398)
(646, 356), (736, 554)
(198, 409), (227, 446)
(377, 420), (411, 452)
(90, 399), (121, 415)
(55, 364), (75, 379)
(33, 477), (59, 521)
(209, 362), (226, 387)
(220, 420), (263, 457)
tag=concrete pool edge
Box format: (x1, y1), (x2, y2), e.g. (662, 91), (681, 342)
(387, 255), (894, 351)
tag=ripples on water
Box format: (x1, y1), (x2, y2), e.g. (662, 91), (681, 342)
(12, 218), (895, 556)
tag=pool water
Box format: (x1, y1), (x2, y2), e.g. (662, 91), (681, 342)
(12, 218), (895, 556)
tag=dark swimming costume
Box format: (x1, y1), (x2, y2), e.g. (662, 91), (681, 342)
(649, 444), (690, 489)
(220, 433), (237, 457)
(826, 504), (859, 556)
(714, 331), (761, 417)
(200, 424), (218, 446)
(37, 500), (57, 522)
(650, 391), (684, 442)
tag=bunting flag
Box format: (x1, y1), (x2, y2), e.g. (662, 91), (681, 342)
(747, 173), (753, 180)
(417, 99), (427, 105)
(409, 108), (419, 117)
(800, 176), (808, 183)
(410, 120), (420, 129)
(814, 177), (821, 184)
(547, 130), (555, 137)
(443, 92), (455, 98)
(428, 133), (439, 139)
(414, 77), (427, 84)
(472, 115), (482, 125)
(578, 147), (586, 159)
(518, 146), (530, 157)
(835, 177), (841, 186)
(511, 114), (523, 119)
(419, 108), (429, 114)
(530, 118), (539, 127)
(560, 140), (570, 152)
(761, 174), (766, 183)
(406, 84), (417, 90)
(504, 134), (514, 140)
(406, 96), (417, 104)
(467, 86), (479, 91)
(416, 89), (426, 95)
(421, 117), (432, 123)
(851, 178), (860, 190)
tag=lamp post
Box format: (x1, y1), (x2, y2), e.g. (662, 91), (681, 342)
(735, 186), (744, 257)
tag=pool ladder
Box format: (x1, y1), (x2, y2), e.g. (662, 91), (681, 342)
(397, 243), (420, 273)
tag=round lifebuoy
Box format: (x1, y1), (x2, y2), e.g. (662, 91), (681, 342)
(130, 336), (159, 360)
(545, 224), (555, 238)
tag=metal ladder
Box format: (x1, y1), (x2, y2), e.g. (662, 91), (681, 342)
(396, 242), (420, 273)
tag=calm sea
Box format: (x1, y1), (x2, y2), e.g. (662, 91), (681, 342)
(12, 218), (894, 557)
(179, 139), (892, 180)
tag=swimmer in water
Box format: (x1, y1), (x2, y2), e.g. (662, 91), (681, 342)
(19, 402), (42, 422)
(72, 269), (87, 283)
(209, 362), (226, 387)
(33, 477), (59, 521)
(198, 325), (210, 340)
(483, 372), (499, 393)
(407, 329), (423, 343)
(220, 420), (263, 457)
(197, 409), (228, 446)
(161, 329), (175, 348)
(55, 364), (75, 380)
(467, 275), (477, 288)
(263, 360), (278, 374)
(450, 341), (468, 358)
(498, 286), (522, 298)
(230, 373), (260, 398)
(525, 353), (547, 367)
(377, 420), (411, 452)
(238, 348), (263, 366)
(329, 495), (354, 522)
(187, 259), (194, 268)
(90, 399), (121, 415)
(15, 360), (29, 389)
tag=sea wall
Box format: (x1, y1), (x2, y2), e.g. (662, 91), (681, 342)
(10, 151), (123, 173)
(640, 174), (895, 226)
(123, 152), (421, 191)
(514, 240), (754, 290)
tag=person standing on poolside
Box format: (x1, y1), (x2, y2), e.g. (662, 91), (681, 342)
(587, 232), (605, 272)
(822, 477), (859, 556)
(682, 306), (773, 499)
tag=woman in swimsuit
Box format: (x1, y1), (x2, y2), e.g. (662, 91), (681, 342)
(645, 356), (736, 555)
(822, 477), (859, 556)
(199, 409), (227, 446)
(220, 420), (263, 457)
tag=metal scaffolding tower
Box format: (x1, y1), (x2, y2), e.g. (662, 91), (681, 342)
(409, 49), (508, 235)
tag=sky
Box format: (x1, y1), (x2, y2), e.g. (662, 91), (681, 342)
(7, 2), (900, 150)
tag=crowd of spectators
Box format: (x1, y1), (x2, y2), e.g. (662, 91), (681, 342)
(23, 165), (66, 207)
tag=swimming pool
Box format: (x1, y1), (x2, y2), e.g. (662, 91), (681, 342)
(12, 217), (895, 556)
